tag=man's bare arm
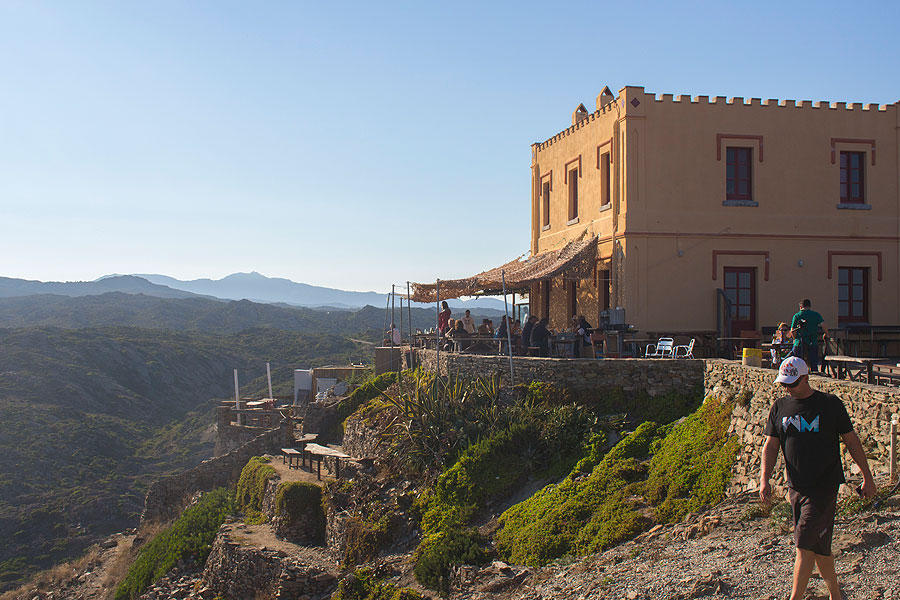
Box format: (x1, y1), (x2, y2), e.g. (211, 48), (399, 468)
(759, 435), (780, 503)
(841, 430), (876, 498)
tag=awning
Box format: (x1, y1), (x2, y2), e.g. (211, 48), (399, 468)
(410, 236), (599, 303)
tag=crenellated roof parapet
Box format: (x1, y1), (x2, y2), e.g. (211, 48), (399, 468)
(535, 86), (895, 152)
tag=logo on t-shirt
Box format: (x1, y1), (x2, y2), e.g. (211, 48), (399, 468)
(782, 414), (819, 433)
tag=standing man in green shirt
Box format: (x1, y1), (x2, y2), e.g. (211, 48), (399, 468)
(791, 299), (829, 373)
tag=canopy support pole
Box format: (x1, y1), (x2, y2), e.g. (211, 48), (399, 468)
(502, 271), (514, 386)
(435, 279), (441, 377)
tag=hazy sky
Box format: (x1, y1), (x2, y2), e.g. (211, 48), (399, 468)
(2, 1), (898, 292)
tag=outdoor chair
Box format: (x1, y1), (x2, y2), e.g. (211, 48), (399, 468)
(589, 332), (607, 359)
(674, 338), (695, 359)
(645, 337), (675, 358)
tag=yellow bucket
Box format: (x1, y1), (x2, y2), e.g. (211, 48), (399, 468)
(742, 347), (763, 367)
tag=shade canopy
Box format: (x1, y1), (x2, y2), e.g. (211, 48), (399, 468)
(410, 236), (598, 303)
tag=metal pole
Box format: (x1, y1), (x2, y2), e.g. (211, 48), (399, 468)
(407, 282), (413, 341)
(233, 369), (241, 426)
(502, 271), (515, 386)
(435, 279), (441, 377)
(391, 284), (397, 372)
(266, 362), (273, 399)
(383, 292), (390, 344)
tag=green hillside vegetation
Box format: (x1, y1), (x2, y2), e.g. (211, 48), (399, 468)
(114, 488), (233, 600)
(497, 397), (738, 567)
(0, 324), (371, 590)
(235, 457), (276, 524)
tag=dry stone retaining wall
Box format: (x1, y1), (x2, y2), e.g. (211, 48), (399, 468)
(202, 530), (337, 600)
(416, 349), (705, 399)
(705, 360), (900, 498)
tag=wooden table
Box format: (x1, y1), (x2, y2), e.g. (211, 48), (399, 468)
(550, 337), (577, 358)
(451, 337), (505, 355)
(303, 443), (352, 480)
(824, 355), (882, 384)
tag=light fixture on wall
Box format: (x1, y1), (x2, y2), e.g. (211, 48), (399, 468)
(798, 259), (804, 267)
(677, 249), (684, 257)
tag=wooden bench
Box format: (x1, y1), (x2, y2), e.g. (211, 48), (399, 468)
(281, 448), (302, 469)
(303, 443), (352, 480)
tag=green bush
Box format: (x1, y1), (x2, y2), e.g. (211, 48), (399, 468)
(336, 372), (399, 424)
(585, 386), (703, 425)
(413, 527), (486, 594)
(114, 488), (233, 600)
(275, 481), (325, 541)
(333, 567), (426, 600)
(496, 422), (665, 566)
(524, 381), (570, 406)
(643, 397), (738, 522)
(235, 456), (276, 523)
(342, 514), (392, 567)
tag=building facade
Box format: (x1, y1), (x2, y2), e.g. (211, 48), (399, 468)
(530, 86), (900, 336)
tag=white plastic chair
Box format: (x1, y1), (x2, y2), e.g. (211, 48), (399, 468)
(674, 338), (695, 359)
(645, 337), (675, 358)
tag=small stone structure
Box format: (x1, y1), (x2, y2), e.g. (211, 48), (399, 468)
(202, 527), (337, 600)
(141, 420), (293, 525)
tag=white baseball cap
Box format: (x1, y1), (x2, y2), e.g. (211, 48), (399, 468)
(774, 356), (809, 384)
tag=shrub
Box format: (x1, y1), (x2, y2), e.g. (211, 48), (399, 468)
(585, 386), (702, 425)
(114, 488), (232, 600)
(336, 372), (399, 424)
(413, 424), (536, 592)
(496, 421), (665, 566)
(275, 482), (325, 541)
(524, 381), (570, 406)
(342, 514), (392, 567)
(643, 397), (738, 522)
(235, 456), (276, 523)
(333, 567), (426, 600)
(413, 527), (486, 594)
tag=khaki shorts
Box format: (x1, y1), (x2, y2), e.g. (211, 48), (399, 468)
(789, 485), (839, 556)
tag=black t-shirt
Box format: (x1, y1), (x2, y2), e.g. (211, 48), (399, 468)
(764, 390), (852, 493)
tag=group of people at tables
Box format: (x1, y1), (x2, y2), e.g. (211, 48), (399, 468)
(432, 302), (595, 357)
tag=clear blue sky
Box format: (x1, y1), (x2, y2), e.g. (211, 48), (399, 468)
(2, 0), (898, 292)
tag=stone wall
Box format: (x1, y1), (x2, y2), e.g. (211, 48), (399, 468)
(141, 421), (293, 525)
(201, 527), (337, 600)
(416, 349), (705, 399)
(704, 360), (900, 498)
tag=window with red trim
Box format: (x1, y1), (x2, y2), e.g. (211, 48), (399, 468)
(726, 147), (752, 201)
(568, 168), (579, 221)
(541, 181), (551, 226)
(838, 267), (868, 324)
(840, 151), (865, 203)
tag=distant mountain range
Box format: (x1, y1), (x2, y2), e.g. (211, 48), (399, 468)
(0, 272), (511, 312)
(0, 275), (216, 300)
(130, 272), (510, 311)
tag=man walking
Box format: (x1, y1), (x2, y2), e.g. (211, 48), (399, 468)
(760, 357), (876, 600)
(790, 299), (828, 373)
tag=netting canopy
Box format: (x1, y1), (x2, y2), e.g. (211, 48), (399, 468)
(410, 236), (598, 303)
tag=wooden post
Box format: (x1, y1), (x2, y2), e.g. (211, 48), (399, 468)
(891, 414), (898, 485)
(266, 362), (273, 399)
(233, 369), (242, 426)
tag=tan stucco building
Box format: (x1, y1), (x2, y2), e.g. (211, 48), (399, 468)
(529, 86), (900, 339)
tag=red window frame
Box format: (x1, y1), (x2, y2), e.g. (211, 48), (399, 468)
(840, 151), (865, 204)
(838, 267), (868, 324)
(726, 147), (752, 201)
(723, 267), (756, 332)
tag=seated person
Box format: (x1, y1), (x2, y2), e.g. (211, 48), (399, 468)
(384, 322), (402, 346)
(521, 315), (538, 351)
(478, 318), (494, 336)
(531, 318), (551, 357)
(510, 319), (522, 337)
(448, 320), (469, 350)
(575, 315), (593, 357)
(461, 309), (476, 334)
(770, 322), (792, 364)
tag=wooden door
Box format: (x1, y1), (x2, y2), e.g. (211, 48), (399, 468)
(723, 267), (756, 335)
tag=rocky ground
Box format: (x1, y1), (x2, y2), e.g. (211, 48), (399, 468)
(448, 490), (900, 600)
(8, 484), (898, 600)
